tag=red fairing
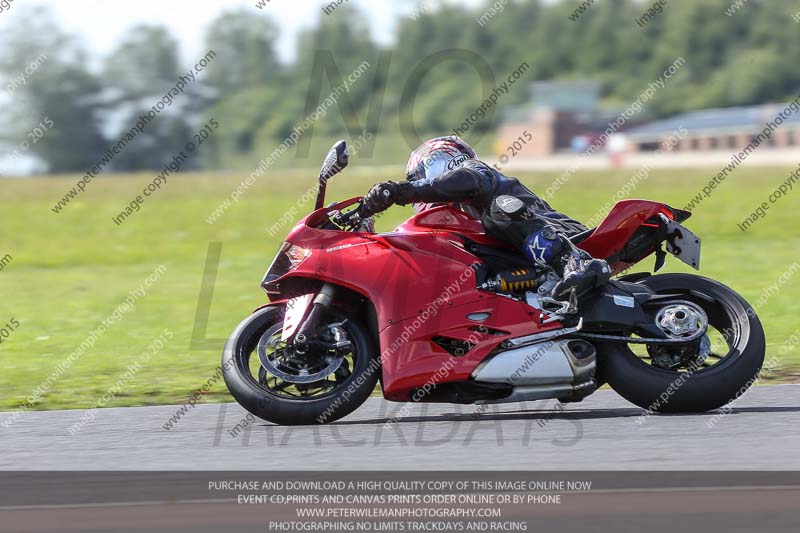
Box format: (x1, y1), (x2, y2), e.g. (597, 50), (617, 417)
(396, 205), (513, 248)
(378, 296), (556, 400)
(578, 199), (674, 272)
(272, 201), (557, 400)
(268, 198), (674, 401)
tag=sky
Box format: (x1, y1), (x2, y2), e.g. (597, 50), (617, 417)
(0, 0), (488, 174)
(4, 0), (485, 66)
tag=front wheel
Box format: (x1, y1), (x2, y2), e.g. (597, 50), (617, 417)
(598, 274), (766, 413)
(223, 305), (380, 425)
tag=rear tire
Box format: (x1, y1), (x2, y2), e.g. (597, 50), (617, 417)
(598, 274), (765, 413)
(223, 305), (380, 425)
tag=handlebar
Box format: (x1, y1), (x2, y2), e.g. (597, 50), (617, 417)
(332, 202), (371, 228)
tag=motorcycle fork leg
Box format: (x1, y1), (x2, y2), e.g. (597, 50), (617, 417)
(293, 283), (337, 346)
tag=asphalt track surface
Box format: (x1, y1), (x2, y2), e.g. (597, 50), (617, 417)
(2, 384), (800, 470)
(2, 386), (800, 532)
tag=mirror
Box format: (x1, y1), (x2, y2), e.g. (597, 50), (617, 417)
(319, 140), (349, 183)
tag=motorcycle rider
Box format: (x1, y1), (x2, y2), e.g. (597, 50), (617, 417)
(357, 136), (611, 300)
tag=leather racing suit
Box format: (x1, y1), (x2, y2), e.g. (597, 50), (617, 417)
(387, 159), (589, 276)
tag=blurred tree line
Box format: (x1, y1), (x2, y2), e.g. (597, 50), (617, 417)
(1, 0), (799, 175)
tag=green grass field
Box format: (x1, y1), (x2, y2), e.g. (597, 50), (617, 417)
(1, 164), (799, 411)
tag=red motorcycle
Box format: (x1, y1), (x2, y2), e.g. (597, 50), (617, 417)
(223, 141), (765, 425)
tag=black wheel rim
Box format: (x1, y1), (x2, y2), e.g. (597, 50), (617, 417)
(239, 312), (359, 400)
(628, 289), (743, 374)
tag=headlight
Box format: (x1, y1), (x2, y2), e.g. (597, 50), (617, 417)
(262, 243), (311, 294)
(284, 244), (310, 269)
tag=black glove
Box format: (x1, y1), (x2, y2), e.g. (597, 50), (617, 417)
(362, 181), (399, 216)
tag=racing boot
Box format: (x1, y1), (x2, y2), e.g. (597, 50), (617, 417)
(551, 248), (612, 301)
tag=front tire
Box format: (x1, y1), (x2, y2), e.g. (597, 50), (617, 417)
(223, 305), (379, 425)
(599, 274), (766, 413)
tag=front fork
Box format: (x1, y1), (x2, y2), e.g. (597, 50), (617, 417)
(281, 283), (338, 351)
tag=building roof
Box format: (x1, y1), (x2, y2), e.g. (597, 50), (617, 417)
(529, 80), (601, 112)
(626, 103), (800, 140)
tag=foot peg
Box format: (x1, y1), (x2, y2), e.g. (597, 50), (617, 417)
(552, 258), (612, 301)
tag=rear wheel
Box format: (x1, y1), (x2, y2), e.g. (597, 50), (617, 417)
(598, 274), (765, 413)
(223, 305), (379, 425)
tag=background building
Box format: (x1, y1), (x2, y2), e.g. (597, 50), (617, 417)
(625, 104), (800, 153)
(496, 80), (642, 156)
